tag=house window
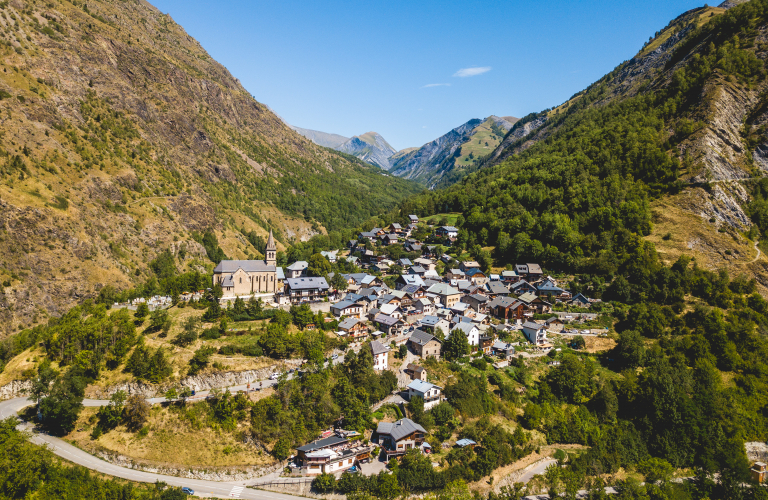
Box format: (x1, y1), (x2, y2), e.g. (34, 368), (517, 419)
(239, 277), (242, 284)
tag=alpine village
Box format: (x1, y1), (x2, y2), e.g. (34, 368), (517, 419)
(1, 0), (768, 499)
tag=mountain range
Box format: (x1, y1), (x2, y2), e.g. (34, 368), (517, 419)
(290, 115), (518, 185)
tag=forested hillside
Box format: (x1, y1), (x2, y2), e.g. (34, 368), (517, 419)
(0, 0), (419, 336)
(400, 0), (768, 285)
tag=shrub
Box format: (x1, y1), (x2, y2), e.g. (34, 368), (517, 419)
(312, 473), (336, 493)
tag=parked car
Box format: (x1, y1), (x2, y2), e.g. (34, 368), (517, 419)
(269, 373), (280, 380)
(332, 353), (339, 360)
(181, 487), (194, 495)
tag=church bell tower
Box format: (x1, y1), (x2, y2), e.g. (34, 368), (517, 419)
(265, 229), (277, 266)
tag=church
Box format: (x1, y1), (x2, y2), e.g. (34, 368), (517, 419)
(212, 230), (281, 297)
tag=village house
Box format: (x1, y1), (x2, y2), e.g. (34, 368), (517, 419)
(414, 297), (436, 315)
(405, 363), (427, 381)
(463, 268), (488, 285)
(359, 230), (377, 242)
(418, 316), (451, 336)
(450, 322), (480, 346)
(491, 340), (516, 358)
(331, 299), (365, 319)
(320, 250), (338, 263)
(371, 340), (390, 370)
(479, 331), (494, 354)
(338, 317), (369, 339)
(407, 379), (443, 410)
(213, 231), (280, 297)
(460, 260), (481, 272)
(501, 270), (521, 284)
(486, 281), (511, 297)
(404, 241), (422, 253)
(372, 262), (390, 274)
(374, 313), (406, 336)
(284, 277), (330, 304)
(427, 283), (462, 308)
(286, 261), (308, 279)
(401, 283), (426, 298)
(488, 297), (530, 322)
(414, 257), (436, 270)
(518, 292), (553, 313)
(435, 226), (459, 239)
(408, 329), (442, 359)
(409, 265), (427, 277)
(515, 263), (543, 281)
(537, 279), (567, 300)
(296, 435), (373, 475)
(376, 418), (427, 458)
(510, 280), (538, 296)
(462, 293), (489, 313)
(545, 316), (565, 332)
(379, 234), (399, 246)
(522, 321), (548, 345)
(570, 293), (592, 308)
(409, 215), (419, 224)
(447, 269), (466, 280)
(396, 274), (425, 290)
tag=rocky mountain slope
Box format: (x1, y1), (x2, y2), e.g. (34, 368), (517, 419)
(336, 131), (397, 170)
(290, 126), (398, 170)
(485, 1), (768, 235)
(287, 125), (349, 149)
(390, 115), (516, 188)
(0, 0), (419, 336)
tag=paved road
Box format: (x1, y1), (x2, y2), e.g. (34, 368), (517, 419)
(516, 458), (558, 484)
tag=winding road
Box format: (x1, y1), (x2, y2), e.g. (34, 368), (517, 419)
(0, 397), (301, 499)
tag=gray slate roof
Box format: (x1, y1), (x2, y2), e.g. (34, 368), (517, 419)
(522, 321), (545, 330)
(370, 340), (390, 356)
(286, 277), (330, 291)
(287, 261), (308, 271)
(377, 418), (426, 441)
(409, 329), (438, 346)
(296, 435), (348, 452)
(338, 317), (361, 330)
(213, 260), (276, 273)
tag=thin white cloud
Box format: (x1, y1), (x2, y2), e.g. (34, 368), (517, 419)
(422, 126), (428, 128)
(453, 66), (491, 78)
(421, 83), (450, 88)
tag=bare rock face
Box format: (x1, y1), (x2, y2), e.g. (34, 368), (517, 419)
(90, 361), (302, 399)
(691, 82), (758, 183)
(0, 380), (32, 401)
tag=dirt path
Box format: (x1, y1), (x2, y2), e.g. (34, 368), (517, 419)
(751, 240), (761, 263)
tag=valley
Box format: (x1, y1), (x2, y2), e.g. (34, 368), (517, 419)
(1, 0), (768, 499)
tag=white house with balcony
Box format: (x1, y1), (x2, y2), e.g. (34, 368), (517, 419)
(407, 379), (443, 410)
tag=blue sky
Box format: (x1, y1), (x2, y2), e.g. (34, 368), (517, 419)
(151, 0), (706, 151)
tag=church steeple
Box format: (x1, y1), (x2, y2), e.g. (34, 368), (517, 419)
(265, 229), (277, 266)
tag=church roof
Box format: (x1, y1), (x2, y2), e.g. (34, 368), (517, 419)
(213, 260), (276, 273)
(266, 229), (277, 251)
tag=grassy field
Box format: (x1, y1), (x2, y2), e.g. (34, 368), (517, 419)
(454, 117), (507, 167)
(68, 405), (276, 469)
(422, 213), (463, 226)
